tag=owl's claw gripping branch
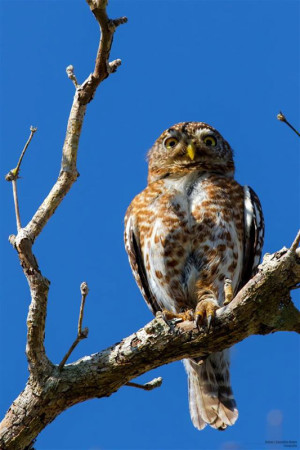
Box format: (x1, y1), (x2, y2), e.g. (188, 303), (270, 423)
(195, 297), (220, 330)
(224, 278), (234, 305)
(162, 309), (194, 322)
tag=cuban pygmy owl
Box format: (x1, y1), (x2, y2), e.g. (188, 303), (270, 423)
(124, 122), (264, 430)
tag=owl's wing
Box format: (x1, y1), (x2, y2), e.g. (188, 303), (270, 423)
(239, 185), (264, 289)
(124, 209), (160, 315)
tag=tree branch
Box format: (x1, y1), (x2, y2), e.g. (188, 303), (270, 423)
(4, 0), (126, 380)
(58, 282), (89, 370)
(5, 126), (38, 232)
(277, 111), (300, 137)
(1, 239), (299, 449)
(1, 0), (299, 448)
(1, 4), (127, 446)
(126, 377), (163, 391)
(22, 3), (127, 244)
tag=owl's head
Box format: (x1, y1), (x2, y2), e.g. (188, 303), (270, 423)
(147, 122), (234, 183)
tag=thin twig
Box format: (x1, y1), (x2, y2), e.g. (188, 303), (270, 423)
(5, 126), (37, 232)
(126, 377), (163, 391)
(277, 112), (300, 137)
(290, 230), (300, 253)
(12, 180), (22, 231)
(66, 65), (79, 88)
(5, 126), (37, 182)
(78, 282), (89, 335)
(59, 282), (89, 370)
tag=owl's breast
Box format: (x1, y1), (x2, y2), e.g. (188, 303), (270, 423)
(137, 173), (245, 312)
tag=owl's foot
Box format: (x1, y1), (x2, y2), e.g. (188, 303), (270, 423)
(162, 309), (194, 322)
(223, 278), (233, 305)
(194, 297), (219, 330)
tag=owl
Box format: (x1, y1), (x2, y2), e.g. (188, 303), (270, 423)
(124, 122), (264, 430)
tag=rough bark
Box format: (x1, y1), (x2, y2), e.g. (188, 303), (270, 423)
(0, 243), (299, 449)
(1, 1), (299, 449)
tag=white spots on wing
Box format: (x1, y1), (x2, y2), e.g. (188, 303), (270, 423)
(244, 185), (265, 272)
(244, 185), (253, 235)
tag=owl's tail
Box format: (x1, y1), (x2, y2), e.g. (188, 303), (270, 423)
(184, 350), (238, 430)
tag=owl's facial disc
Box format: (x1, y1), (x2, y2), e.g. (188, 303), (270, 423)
(147, 122), (235, 183)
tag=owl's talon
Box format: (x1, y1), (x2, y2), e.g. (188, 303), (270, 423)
(194, 298), (219, 330)
(162, 309), (193, 322)
(224, 278), (233, 305)
(195, 312), (204, 330)
(207, 314), (213, 331)
(162, 309), (177, 321)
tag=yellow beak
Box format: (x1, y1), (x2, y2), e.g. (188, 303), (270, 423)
(187, 143), (196, 160)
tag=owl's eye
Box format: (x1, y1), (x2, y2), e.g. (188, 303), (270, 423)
(203, 136), (217, 147)
(164, 137), (179, 149)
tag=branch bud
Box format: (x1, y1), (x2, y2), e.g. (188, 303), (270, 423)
(80, 282), (89, 296)
(277, 112), (286, 122)
(108, 59), (122, 73)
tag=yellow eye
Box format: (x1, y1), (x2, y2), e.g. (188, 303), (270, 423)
(203, 136), (217, 147)
(164, 137), (179, 149)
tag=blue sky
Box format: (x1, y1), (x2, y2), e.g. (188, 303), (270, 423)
(0, 1), (299, 449)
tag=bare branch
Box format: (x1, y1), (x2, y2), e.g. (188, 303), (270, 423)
(78, 282), (89, 335)
(66, 65), (79, 88)
(59, 282), (89, 370)
(2, 1), (127, 388)
(12, 180), (22, 232)
(1, 242), (299, 448)
(126, 377), (163, 391)
(277, 111), (300, 137)
(76, 4), (127, 104)
(5, 126), (37, 232)
(21, 4), (127, 242)
(290, 229), (300, 253)
(5, 126), (37, 182)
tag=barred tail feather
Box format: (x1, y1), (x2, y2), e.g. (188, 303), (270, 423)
(184, 350), (238, 431)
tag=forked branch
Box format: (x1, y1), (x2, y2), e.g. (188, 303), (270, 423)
(59, 282), (89, 370)
(5, 126), (37, 231)
(3, 0), (127, 383)
(1, 237), (299, 449)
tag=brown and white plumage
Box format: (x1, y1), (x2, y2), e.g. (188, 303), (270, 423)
(124, 122), (264, 430)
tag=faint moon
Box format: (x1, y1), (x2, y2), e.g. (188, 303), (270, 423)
(267, 409), (283, 426)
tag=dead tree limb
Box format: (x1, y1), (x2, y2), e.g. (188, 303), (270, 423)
(0, 240), (299, 449)
(58, 282), (90, 370)
(0, 1), (299, 449)
(3, 0), (127, 381)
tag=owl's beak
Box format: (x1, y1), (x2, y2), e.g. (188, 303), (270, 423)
(187, 143), (196, 160)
